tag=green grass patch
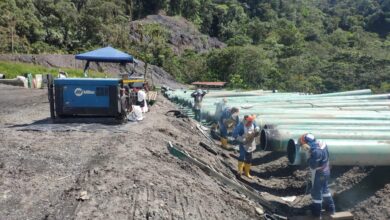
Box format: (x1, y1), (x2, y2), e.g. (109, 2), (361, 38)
(0, 61), (105, 79)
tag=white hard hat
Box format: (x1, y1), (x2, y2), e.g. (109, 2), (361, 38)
(305, 133), (315, 143)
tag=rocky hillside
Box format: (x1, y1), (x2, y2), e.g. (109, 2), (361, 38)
(130, 15), (225, 54)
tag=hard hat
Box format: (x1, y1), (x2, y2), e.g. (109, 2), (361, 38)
(196, 88), (202, 93)
(300, 133), (315, 145)
(305, 133), (315, 143)
(246, 116), (254, 122)
(245, 115), (254, 126)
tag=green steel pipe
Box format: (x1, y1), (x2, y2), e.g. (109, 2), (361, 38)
(335, 106), (390, 111)
(287, 139), (390, 166)
(170, 89), (374, 103)
(260, 129), (390, 152)
(235, 101), (390, 109)
(312, 89), (372, 97)
(168, 91), (387, 111)
(264, 124), (390, 131)
(201, 90), (283, 98)
(255, 118), (390, 128)
(242, 113), (390, 120)
(200, 107), (390, 124)
(200, 99), (390, 111)
(238, 109), (390, 117)
(202, 91), (384, 103)
(203, 106), (390, 116)
(200, 104), (390, 115)
(202, 93), (389, 103)
(201, 100), (390, 110)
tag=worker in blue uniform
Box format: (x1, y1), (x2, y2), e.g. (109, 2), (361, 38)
(300, 133), (336, 218)
(191, 89), (207, 121)
(233, 115), (260, 178)
(218, 106), (239, 149)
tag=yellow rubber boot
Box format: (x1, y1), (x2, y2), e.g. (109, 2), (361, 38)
(244, 163), (253, 179)
(220, 137), (228, 149)
(237, 161), (244, 176)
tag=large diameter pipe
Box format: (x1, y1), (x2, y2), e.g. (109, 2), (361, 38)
(239, 101), (390, 109)
(264, 124), (390, 131)
(236, 109), (390, 120)
(245, 113), (390, 120)
(201, 108), (390, 125)
(203, 96), (389, 105)
(217, 107), (390, 116)
(201, 91), (385, 104)
(255, 118), (390, 128)
(287, 139), (390, 166)
(260, 129), (291, 152)
(313, 89), (372, 97)
(230, 101), (390, 109)
(260, 129), (390, 152)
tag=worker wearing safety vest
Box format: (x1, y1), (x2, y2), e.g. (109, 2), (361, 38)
(300, 133), (335, 218)
(218, 107), (239, 149)
(233, 115), (260, 178)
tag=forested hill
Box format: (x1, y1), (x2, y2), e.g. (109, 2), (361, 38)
(1, 0), (390, 93)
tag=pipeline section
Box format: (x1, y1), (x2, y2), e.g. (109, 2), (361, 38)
(164, 88), (390, 166)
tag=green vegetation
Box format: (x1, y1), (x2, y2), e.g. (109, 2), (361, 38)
(0, 0), (389, 93)
(0, 61), (105, 79)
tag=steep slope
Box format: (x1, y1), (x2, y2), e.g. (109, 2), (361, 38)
(130, 14), (226, 54)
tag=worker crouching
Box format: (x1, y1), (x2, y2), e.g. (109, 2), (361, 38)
(218, 107), (240, 149)
(233, 115), (260, 179)
(300, 133), (335, 218)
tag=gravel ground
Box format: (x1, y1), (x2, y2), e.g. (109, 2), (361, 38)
(1, 84), (389, 220)
(0, 84), (257, 220)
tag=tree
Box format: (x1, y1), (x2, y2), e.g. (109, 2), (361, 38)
(132, 23), (169, 87)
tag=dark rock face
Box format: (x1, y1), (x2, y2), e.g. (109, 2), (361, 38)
(130, 15), (225, 54)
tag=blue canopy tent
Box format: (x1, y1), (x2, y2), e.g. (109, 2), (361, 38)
(75, 46), (137, 77)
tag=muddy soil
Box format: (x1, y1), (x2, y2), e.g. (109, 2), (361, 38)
(1, 84), (389, 220)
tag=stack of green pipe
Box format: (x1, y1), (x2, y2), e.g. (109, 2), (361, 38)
(260, 129), (390, 152)
(164, 88), (390, 166)
(287, 139), (390, 166)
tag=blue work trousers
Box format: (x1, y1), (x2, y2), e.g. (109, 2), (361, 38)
(219, 121), (228, 138)
(311, 171), (336, 217)
(194, 109), (201, 121)
(238, 145), (252, 164)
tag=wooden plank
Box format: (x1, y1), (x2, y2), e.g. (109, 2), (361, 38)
(291, 211), (353, 220)
(330, 211), (354, 220)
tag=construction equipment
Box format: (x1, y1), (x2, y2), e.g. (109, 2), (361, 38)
(47, 76), (130, 122)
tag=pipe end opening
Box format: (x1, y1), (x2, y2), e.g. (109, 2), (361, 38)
(260, 130), (267, 150)
(287, 139), (297, 164)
